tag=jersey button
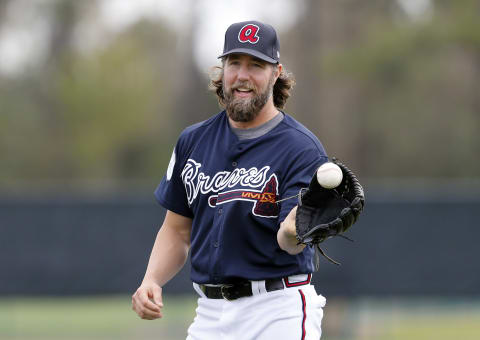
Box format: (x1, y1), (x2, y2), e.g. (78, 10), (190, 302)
(218, 208), (223, 214)
(213, 241), (219, 248)
(232, 161), (237, 167)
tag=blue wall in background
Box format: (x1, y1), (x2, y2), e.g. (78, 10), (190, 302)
(1, 191), (478, 296)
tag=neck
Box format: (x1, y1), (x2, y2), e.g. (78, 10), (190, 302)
(228, 100), (279, 129)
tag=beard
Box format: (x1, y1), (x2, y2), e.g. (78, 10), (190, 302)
(223, 76), (275, 123)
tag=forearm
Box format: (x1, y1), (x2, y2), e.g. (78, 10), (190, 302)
(277, 206), (306, 255)
(143, 213), (192, 287)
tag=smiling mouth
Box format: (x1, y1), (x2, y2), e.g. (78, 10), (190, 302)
(233, 88), (254, 97)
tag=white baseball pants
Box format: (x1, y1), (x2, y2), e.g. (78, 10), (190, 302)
(186, 278), (326, 340)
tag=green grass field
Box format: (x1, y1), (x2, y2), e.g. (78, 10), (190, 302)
(1, 295), (479, 340)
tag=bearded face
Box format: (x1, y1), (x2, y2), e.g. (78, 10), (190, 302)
(223, 70), (276, 123)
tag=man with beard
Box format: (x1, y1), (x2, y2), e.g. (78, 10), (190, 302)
(132, 21), (328, 339)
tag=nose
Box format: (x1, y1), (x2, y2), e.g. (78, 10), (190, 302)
(236, 64), (250, 82)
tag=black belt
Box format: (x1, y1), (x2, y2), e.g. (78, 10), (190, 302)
(198, 275), (312, 301)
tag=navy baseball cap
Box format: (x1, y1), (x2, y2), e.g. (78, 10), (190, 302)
(218, 20), (280, 64)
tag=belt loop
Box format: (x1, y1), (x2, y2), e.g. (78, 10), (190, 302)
(283, 274), (311, 288)
(250, 280), (261, 296)
(193, 282), (207, 298)
(258, 280), (268, 294)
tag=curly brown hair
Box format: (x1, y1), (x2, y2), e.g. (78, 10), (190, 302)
(209, 62), (296, 109)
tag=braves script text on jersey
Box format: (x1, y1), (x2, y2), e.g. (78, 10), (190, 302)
(155, 111), (328, 284)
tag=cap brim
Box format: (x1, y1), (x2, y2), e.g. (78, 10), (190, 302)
(218, 48), (278, 64)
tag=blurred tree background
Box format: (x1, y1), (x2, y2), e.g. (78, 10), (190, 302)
(0, 0), (479, 190)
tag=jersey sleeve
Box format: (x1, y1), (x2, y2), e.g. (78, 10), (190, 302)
(277, 147), (328, 223)
(154, 142), (194, 218)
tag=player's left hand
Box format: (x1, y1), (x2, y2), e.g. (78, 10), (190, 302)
(295, 158), (365, 247)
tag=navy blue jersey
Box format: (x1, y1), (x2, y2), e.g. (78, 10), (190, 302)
(155, 111), (328, 284)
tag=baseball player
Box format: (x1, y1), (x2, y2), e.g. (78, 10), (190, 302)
(132, 20), (332, 339)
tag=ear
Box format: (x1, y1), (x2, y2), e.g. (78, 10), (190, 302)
(273, 63), (283, 81)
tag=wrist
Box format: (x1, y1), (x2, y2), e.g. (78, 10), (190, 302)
(142, 275), (162, 287)
(278, 222), (306, 255)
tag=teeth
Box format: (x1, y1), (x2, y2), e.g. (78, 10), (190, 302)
(236, 88), (251, 92)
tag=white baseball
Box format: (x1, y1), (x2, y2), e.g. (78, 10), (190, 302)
(316, 162), (343, 189)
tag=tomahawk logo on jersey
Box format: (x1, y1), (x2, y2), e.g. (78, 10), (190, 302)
(208, 174), (279, 217)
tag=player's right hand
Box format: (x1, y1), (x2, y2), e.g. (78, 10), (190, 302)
(131, 281), (164, 320)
